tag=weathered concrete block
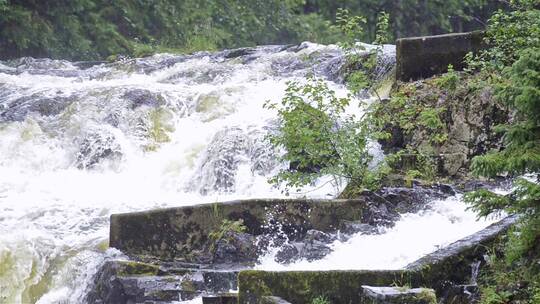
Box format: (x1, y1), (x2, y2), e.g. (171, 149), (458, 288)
(361, 286), (437, 304)
(110, 198), (370, 261)
(396, 31), (485, 81)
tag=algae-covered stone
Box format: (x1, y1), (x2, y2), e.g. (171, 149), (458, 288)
(361, 286), (437, 304)
(87, 260), (239, 304)
(238, 270), (420, 304)
(109, 198), (368, 262)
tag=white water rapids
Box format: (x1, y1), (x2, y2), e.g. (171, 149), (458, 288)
(0, 43), (496, 304)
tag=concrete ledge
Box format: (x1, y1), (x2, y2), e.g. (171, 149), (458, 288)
(237, 215), (517, 304)
(110, 198), (370, 261)
(396, 31), (485, 81)
(238, 270), (422, 304)
(406, 215), (518, 289)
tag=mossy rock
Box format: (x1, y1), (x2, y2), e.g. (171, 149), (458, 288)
(115, 260), (161, 277)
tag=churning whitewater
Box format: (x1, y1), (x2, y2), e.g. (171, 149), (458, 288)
(0, 43), (494, 304)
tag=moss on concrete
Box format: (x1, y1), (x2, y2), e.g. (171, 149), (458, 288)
(238, 270), (422, 304)
(110, 199), (368, 262)
(115, 260), (160, 277)
(396, 31), (485, 81)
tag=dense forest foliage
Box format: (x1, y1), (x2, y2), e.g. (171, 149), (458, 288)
(0, 0), (505, 60)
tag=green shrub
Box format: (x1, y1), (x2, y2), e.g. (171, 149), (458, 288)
(434, 64), (459, 90)
(264, 76), (377, 193)
(311, 296), (330, 304)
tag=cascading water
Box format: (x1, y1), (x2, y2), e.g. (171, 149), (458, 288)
(0, 43), (494, 304)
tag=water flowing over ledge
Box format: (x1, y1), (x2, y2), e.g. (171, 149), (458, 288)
(0, 42), (496, 304)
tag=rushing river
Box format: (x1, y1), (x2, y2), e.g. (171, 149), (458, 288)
(0, 43), (495, 304)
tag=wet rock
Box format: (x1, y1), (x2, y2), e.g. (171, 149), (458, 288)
(213, 231), (258, 264)
(456, 178), (510, 193)
(361, 286), (437, 304)
(274, 241), (333, 264)
(191, 127), (249, 194)
(122, 89), (165, 109)
(298, 241), (333, 262)
(76, 132), (122, 169)
(190, 126), (277, 195)
(87, 260), (239, 304)
(274, 244), (300, 264)
(339, 221), (380, 235)
(439, 284), (479, 304)
(358, 192), (400, 226)
(223, 47), (257, 59)
(274, 230), (335, 264)
(0, 94), (73, 122)
(304, 229), (336, 243)
(376, 184), (455, 214)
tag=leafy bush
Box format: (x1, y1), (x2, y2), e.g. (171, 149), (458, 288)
(466, 0), (540, 72)
(311, 296), (330, 304)
(434, 64), (459, 90)
(209, 219), (247, 243)
(264, 76), (375, 192)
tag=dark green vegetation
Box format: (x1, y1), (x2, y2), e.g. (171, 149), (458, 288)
(0, 0), (505, 60)
(462, 2), (540, 303)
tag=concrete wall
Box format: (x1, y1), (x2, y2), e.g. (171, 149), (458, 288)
(110, 198), (370, 261)
(396, 31), (485, 81)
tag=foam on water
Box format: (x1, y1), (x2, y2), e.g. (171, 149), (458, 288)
(0, 43), (352, 303)
(257, 195), (498, 271)
(0, 42), (494, 303)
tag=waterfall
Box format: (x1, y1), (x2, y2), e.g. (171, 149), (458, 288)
(0, 42), (494, 304)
